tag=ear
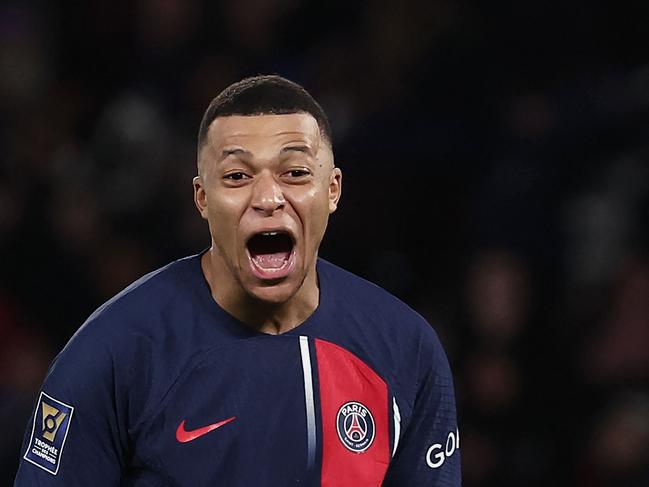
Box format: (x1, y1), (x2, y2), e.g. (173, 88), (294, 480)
(193, 176), (209, 220)
(328, 167), (342, 214)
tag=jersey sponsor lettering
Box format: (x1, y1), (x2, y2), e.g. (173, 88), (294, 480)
(425, 428), (460, 469)
(23, 392), (74, 475)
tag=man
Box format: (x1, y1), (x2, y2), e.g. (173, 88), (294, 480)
(15, 75), (461, 485)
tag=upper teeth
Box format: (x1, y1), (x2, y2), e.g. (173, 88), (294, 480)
(262, 232), (279, 236)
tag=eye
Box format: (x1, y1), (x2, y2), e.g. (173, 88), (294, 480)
(224, 172), (250, 181)
(285, 169), (311, 179)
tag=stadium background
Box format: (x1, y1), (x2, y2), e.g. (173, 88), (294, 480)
(1, 1), (648, 485)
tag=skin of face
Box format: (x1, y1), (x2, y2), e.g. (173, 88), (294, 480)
(193, 113), (342, 331)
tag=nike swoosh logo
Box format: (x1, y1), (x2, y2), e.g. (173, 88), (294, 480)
(176, 416), (236, 443)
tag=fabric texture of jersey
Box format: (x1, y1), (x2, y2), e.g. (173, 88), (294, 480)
(15, 253), (461, 486)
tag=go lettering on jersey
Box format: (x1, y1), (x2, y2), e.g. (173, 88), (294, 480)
(426, 428), (460, 469)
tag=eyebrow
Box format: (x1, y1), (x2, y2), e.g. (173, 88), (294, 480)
(281, 145), (313, 156)
(221, 148), (251, 160)
(219, 144), (314, 161)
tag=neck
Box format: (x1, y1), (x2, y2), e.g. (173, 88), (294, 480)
(234, 293), (318, 335)
(201, 250), (320, 335)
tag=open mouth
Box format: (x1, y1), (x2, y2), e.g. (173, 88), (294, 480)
(246, 231), (295, 279)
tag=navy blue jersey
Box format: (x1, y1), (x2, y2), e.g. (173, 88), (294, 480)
(15, 254), (461, 486)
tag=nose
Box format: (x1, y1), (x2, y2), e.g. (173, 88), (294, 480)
(251, 171), (285, 215)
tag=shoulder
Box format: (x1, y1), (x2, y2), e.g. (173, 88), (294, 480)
(317, 259), (446, 366)
(87, 254), (199, 326)
(51, 254), (203, 375)
(316, 259), (452, 409)
(43, 254), (205, 420)
(318, 258), (435, 335)
(72, 254), (200, 342)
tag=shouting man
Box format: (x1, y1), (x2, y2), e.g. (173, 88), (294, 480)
(15, 75), (461, 486)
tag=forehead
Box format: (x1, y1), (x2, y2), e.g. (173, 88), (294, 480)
(206, 113), (322, 150)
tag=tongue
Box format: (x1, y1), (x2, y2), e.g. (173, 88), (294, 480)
(252, 252), (290, 269)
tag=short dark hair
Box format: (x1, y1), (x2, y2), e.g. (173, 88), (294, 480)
(197, 75), (332, 154)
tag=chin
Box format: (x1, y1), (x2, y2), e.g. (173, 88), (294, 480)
(246, 281), (300, 305)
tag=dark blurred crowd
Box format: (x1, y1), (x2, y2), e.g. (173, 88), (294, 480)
(1, 1), (648, 485)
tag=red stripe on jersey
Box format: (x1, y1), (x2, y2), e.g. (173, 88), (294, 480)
(315, 339), (389, 486)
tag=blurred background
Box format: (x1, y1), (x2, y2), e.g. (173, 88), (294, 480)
(1, 0), (649, 485)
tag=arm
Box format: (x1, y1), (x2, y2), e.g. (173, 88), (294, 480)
(14, 326), (128, 486)
(383, 332), (461, 486)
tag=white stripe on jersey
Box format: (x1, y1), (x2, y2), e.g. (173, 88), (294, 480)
(299, 336), (317, 470)
(392, 397), (401, 457)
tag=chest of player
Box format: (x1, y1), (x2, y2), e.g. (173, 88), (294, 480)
(130, 335), (401, 486)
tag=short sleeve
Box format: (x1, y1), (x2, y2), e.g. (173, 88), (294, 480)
(383, 331), (462, 486)
(14, 326), (128, 486)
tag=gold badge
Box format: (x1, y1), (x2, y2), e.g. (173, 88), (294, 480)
(24, 392), (74, 475)
(41, 402), (68, 442)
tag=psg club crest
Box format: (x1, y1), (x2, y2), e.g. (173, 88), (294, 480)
(336, 401), (375, 453)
